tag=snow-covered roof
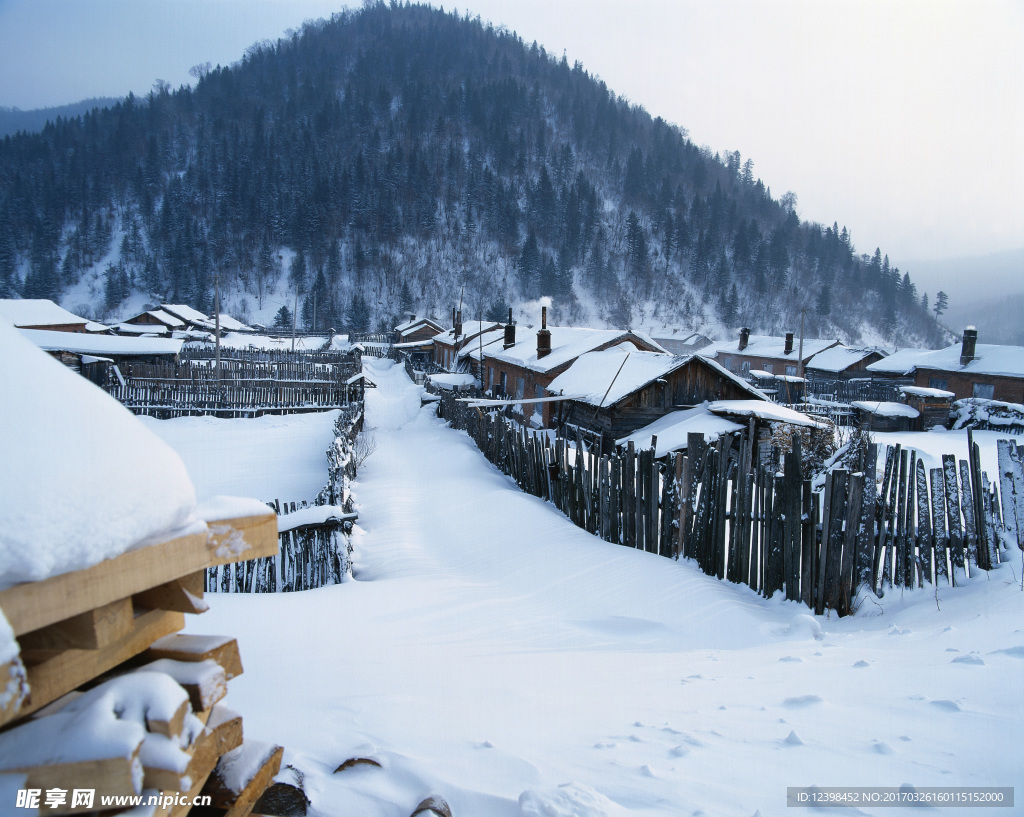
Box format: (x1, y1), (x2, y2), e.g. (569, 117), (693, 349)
(852, 401), (920, 419)
(547, 348), (764, 408)
(865, 347), (935, 375)
(486, 327), (665, 374)
(159, 303), (215, 328)
(139, 309), (185, 328)
(329, 334), (353, 352)
(705, 334), (839, 361)
(707, 399), (826, 428)
(214, 333), (328, 351)
(84, 321), (110, 333)
(900, 385), (955, 399)
(805, 345), (884, 373)
(19, 328), (184, 357)
(913, 343), (1024, 379)
(460, 333), (506, 361)
(616, 404), (744, 457)
(115, 322), (169, 335)
(428, 373), (477, 390)
(0, 320), (196, 588)
(435, 321), (504, 348)
(395, 317), (443, 335)
(215, 314), (252, 332)
(749, 369), (805, 383)
(0, 299), (90, 328)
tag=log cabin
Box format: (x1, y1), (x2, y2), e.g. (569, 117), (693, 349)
(547, 348), (766, 445)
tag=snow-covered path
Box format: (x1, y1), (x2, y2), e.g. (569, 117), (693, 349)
(188, 359), (1024, 817)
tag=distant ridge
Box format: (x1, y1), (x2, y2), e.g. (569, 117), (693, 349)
(0, 98), (121, 137)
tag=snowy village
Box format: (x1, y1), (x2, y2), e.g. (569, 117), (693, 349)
(0, 3), (1022, 817)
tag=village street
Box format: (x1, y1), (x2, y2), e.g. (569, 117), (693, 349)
(185, 359), (1024, 817)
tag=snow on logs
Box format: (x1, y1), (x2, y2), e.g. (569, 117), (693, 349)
(0, 513), (282, 815)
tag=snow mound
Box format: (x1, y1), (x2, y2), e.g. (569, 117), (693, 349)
(519, 782), (629, 817)
(0, 319), (196, 589)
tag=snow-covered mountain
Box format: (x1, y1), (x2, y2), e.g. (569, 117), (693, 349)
(0, 2), (940, 345)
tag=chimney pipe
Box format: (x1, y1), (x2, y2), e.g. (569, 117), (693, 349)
(738, 327), (750, 352)
(960, 327), (978, 366)
(537, 305), (552, 359)
(784, 332), (794, 355)
(503, 308), (516, 350)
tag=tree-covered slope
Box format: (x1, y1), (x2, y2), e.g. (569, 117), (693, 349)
(0, 1), (939, 344)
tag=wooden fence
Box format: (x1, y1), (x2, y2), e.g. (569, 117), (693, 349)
(106, 348), (363, 417)
(437, 394), (1022, 616)
(205, 405), (364, 593)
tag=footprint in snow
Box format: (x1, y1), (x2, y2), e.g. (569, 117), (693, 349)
(852, 660), (870, 668)
(950, 654), (985, 665)
(783, 694), (824, 708)
(991, 646), (1024, 659)
(779, 656), (803, 663)
(930, 699), (962, 712)
(669, 745), (690, 758)
(872, 740), (893, 755)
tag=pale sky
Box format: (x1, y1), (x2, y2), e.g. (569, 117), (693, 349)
(0, 0), (1021, 269)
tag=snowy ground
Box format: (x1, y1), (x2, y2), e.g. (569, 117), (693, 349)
(140, 410), (340, 504)
(171, 360), (1024, 817)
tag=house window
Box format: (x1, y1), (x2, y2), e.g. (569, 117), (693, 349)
(534, 384), (544, 420)
(929, 377), (948, 391)
(499, 371), (507, 395)
(722, 356), (733, 370)
(741, 361), (750, 374)
(972, 383), (995, 399)
(786, 365), (797, 376)
(516, 376), (525, 399)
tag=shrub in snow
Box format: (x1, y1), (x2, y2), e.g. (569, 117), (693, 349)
(769, 418), (838, 477)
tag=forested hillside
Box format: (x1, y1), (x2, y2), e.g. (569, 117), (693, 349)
(0, 1), (940, 344)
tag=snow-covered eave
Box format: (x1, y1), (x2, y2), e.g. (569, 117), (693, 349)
(486, 330), (664, 374)
(707, 400), (827, 428)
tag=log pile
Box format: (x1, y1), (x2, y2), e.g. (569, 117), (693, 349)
(0, 509), (285, 815)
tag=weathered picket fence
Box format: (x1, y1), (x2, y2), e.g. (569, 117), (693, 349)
(205, 405), (364, 593)
(437, 394), (1022, 616)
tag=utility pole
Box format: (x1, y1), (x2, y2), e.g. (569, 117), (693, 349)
(291, 286), (298, 353)
(797, 307), (806, 382)
(214, 271), (221, 381)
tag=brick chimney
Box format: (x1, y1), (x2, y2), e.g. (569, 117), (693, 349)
(738, 327), (750, 351)
(503, 308), (516, 349)
(784, 332), (794, 355)
(960, 326), (978, 366)
(537, 306), (552, 359)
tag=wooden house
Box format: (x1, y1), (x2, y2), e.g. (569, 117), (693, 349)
(851, 400), (920, 432)
(899, 385), (954, 430)
(0, 298), (91, 332)
(19, 328), (183, 385)
(864, 346), (934, 385)
(911, 329), (1024, 403)
(432, 320), (504, 374)
(121, 307), (187, 333)
(804, 345), (887, 381)
(159, 303), (218, 332)
(481, 308), (665, 428)
(394, 315), (444, 344)
(706, 328), (840, 378)
(547, 348), (766, 445)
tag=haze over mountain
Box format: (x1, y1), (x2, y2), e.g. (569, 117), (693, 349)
(0, 2), (942, 345)
(0, 98), (120, 139)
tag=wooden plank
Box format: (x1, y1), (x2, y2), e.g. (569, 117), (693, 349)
(18, 597), (134, 653)
(839, 473), (863, 615)
(20, 609), (185, 719)
(0, 513), (277, 637)
(959, 460), (977, 571)
(146, 697), (191, 740)
(915, 458), (933, 584)
(144, 634), (243, 681)
(943, 453), (964, 579)
(823, 470), (847, 612)
(144, 700), (238, 792)
(930, 468), (948, 583)
(201, 742), (284, 817)
(6, 750), (141, 813)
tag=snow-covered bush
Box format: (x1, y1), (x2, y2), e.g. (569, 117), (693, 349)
(952, 398), (1024, 434)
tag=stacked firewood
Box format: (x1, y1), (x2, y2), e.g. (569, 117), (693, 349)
(0, 508), (284, 815)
